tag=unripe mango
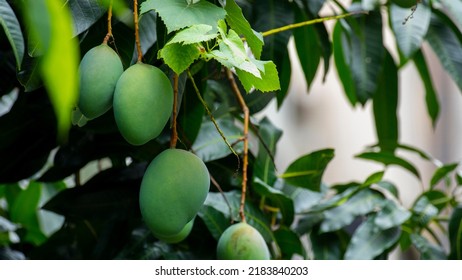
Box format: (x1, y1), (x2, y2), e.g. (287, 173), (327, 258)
(113, 63), (173, 145)
(153, 218), (194, 244)
(139, 149), (210, 237)
(217, 223), (270, 260)
(78, 44), (123, 119)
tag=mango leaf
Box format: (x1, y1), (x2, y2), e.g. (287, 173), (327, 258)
(282, 183), (324, 214)
(203, 191), (274, 243)
(412, 196), (438, 227)
(235, 61), (280, 93)
(389, 3), (430, 64)
(69, 0), (106, 36)
(310, 228), (348, 260)
(374, 200), (411, 230)
(225, 0), (263, 58)
(333, 22), (356, 105)
(0, 0), (24, 70)
(253, 178), (294, 226)
(421, 190), (450, 212)
(192, 117), (243, 162)
(448, 206), (462, 259)
(426, 10), (462, 94)
(280, 149), (334, 192)
(356, 151), (420, 179)
(23, 0), (80, 141)
(345, 215), (400, 260)
(440, 0), (462, 28)
(197, 205), (229, 240)
(274, 227), (306, 259)
(413, 50), (439, 126)
(140, 0), (226, 33)
(373, 50), (398, 153)
(158, 43), (201, 74)
(167, 24), (218, 45)
(320, 189), (384, 233)
(430, 162), (458, 188)
(253, 117), (282, 185)
(411, 234), (446, 260)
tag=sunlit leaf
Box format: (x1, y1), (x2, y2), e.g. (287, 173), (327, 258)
(356, 151), (420, 179)
(158, 43), (201, 74)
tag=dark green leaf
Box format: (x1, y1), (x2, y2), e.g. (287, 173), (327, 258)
(282, 183), (324, 213)
(373, 50), (398, 153)
(356, 151), (420, 179)
(412, 196), (438, 226)
(411, 234), (446, 260)
(253, 178), (294, 226)
(374, 200), (411, 230)
(274, 227), (305, 259)
(333, 22), (356, 105)
(389, 3), (430, 64)
(280, 149), (334, 192)
(310, 227), (348, 260)
(345, 215), (400, 260)
(413, 50), (440, 126)
(448, 206), (462, 259)
(421, 190), (450, 212)
(0, 0), (24, 69)
(440, 0), (462, 28)
(430, 163), (458, 188)
(253, 117), (282, 185)
(69, 0), (106, 36)
(197, 205), (229, 240)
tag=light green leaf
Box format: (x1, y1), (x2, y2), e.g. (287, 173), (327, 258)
(412, 196), (438, 226)
(280, 149), (334, 192)
(411, 234), (447, 260)
(374, 200), (411, 230)
(159, 42), (201, 74)
(24, 0), (80, 141)
(356, 151), (420, 179)
(390, 3), (430, 64)
(140, 0), (226, 33)
(225, 0), (263, 58)
(0, 0), (24, 69)
(167, 24), (218, 45)
(235, 60), (280, 93)
(345, 215), (401, 260)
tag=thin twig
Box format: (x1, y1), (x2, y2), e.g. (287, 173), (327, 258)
(170, 74), (179, 148)
(103, 0), (113, 44)
(226, 69), (249, 224)
(210, 175), (234, 223)
(133, 0), (143, 62)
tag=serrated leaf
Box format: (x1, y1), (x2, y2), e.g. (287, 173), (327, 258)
(280, 149), (334, 192)
(448, 206), (462, 259)
(411, 234), (447, 260)
(159, 43), (201, 74)
(140, 0), (226, 33)
(345, 215), (400, 260)
(430, 162), (458, 188)
(390, 3), (430, 64)
(374, 200), (411, 230)
(235, 60), (280, 92)
(413, 50), (439, 126)
(356, 151), (420, 179)
(253, 178), (294, 226)
(167, 24), (218, 45)
(225, 0), (263, 58)
(0, 0), (24, 70)
(320, 189), (384, 233)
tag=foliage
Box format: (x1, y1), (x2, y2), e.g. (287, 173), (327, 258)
(0, 0), (461, 260)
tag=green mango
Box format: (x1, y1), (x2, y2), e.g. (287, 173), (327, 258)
(153, 218), (195, 244)
(78, 44), (123, 119)
(113, 62), (173, 145)
(217, 223), (270, 260)
(139, 149), (210, 236)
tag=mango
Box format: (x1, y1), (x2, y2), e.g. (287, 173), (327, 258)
(113, 62), (173, 145)
(78, 44), (123, 119)
(217, 223), (270, 260)
(153, 218), (194, 244)
(139, 149), (210, 237)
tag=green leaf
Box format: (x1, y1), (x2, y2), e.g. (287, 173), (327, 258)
(69, 0), (106, 36)
(225, 0), (263, 58)
(420, 190), (451, 212)
(411, 234), (446, 260)
(23, 0), (80, 141)
(426, 11), (462, 94)
(293, 5), (321, 91)
(389, 3), (430, 64)
(356, 151), (420, 179)
(282, 183), (324, 214)
(280, 149), (334, 192)
(235, 60), (280, 93)
(320, 189), (384, 233)
(361, 171), (384, 187)
(440, 0), (462, 28)
(448, 206), (462, 259)
(140, 0), (226, 33)
(0, 0), (24, 70)
(274, 227), (305, 259)
(159, 42), (201, 74)
(345, 215), (401, 260)
(167, 24), (218, 45)
(192, 117), (243, 162)
(374, 200), (411, 230)
(333, 21), (356, 105)
(430, 162), (458, 188)
(373, 50), (398, 153)
(412, 196), (438, 226)
(197, 205), (229, 240)
(310, 228), (348, 260)
(253, 117), (282, 185)
(253, 178), (294, 226)
(413, 50), (440, 126)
